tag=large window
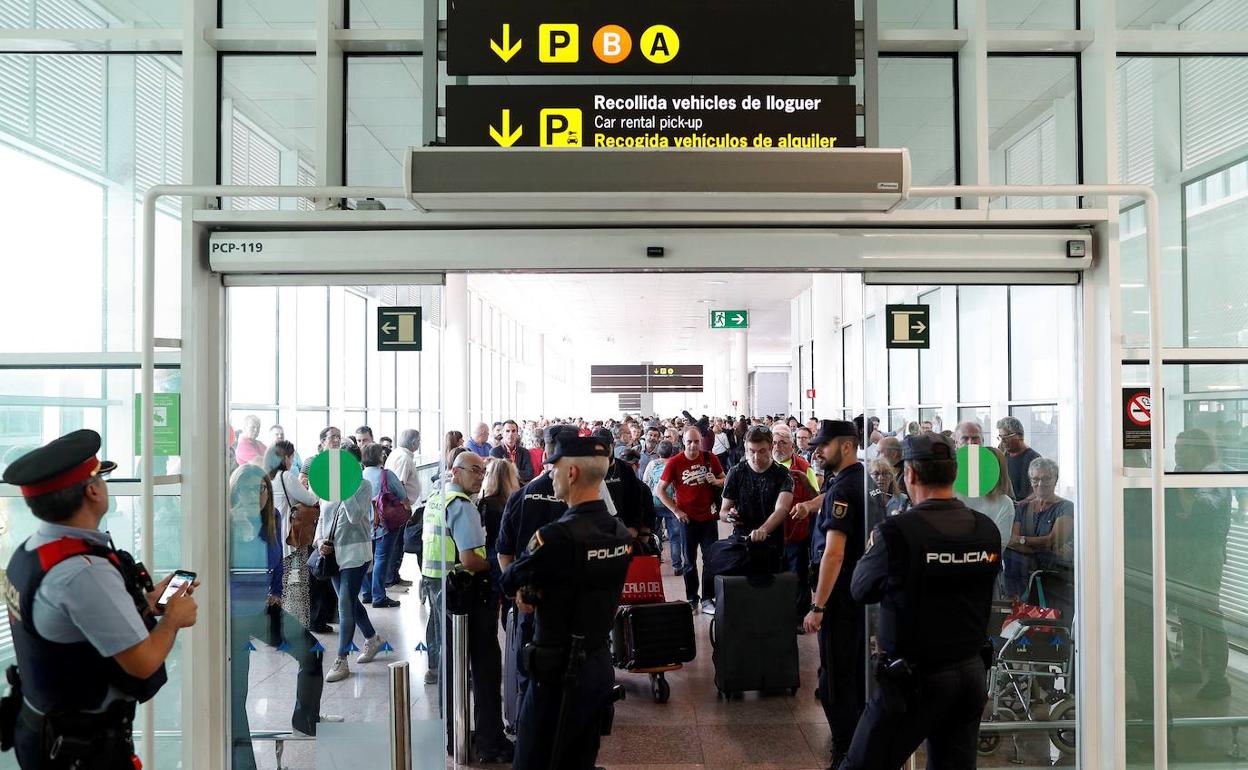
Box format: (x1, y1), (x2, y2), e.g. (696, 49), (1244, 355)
(988, 56), (1080, 209)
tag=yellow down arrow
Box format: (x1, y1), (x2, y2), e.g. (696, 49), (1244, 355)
(490, 23), (522, 62)
(489, 109), (523, 147)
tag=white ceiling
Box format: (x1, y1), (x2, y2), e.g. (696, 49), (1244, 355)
(467, 273), (810, 365)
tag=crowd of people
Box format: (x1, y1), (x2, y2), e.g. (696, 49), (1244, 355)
(225, 408), (1076, 769)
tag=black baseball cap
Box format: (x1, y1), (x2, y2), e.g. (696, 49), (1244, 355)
(546, 435), (611, 464)
(810, 419), (857, 447)
(592, 427), (614, 446)
(901, 432), (955, 461)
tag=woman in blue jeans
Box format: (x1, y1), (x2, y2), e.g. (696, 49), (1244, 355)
(315, 477), (388, 682)
(361, 442), (407, 608)
(643, 441), (686, 573)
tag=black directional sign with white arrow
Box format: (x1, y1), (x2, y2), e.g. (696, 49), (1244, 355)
(378, 307), (423, 352)
(885, 304), (930, 349)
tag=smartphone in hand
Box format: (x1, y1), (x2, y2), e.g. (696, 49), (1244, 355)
(157, 570), (197, 610)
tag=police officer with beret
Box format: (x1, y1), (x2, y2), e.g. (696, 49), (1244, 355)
(502, 435), (632, 770)
(841, 432), (1001, 770)
(801, 419), (868, 770)
(0, 430), (198, 769)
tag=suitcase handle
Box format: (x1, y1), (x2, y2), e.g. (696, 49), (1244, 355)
(709, 617), (717, 648)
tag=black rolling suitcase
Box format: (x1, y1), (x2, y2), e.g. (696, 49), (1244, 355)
(503, 606), (524, 733)
(710, 572), (800, 697)
(612, 601), (697, 670)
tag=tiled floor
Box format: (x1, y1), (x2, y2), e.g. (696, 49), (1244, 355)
(238, 544), (1079, 770)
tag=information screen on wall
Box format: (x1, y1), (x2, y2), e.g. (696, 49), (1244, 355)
(446, 85), (856, 149)
(446, 0), (855, 76)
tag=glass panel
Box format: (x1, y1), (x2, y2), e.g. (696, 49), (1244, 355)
(889, 348), (918, 408)
(346, 56), (423, 210)
(1010, 286), (1071, 400)
(843, 324), (862, 410)
(1125, 363), (1248, 473)
(1009, 403), (1061, 465)
(220, 56), (317, 210)
(958, 405), (992, 435)
(879, 0), (954, 28)
(988, 0), (1076, 29)
(864, 315), (885, 410)
(919, 289), (946, 404)
(0, 0), (179, 27)
(350, 0), (425, 30)
(0, 368), (180, 480)
(344, 293), (367, 408)
(226, 282), (445, 770)
(221, 0), (315, 28)
(881, 58), (956, 208)
(296, 287), (329, 405)
(229, 287), (279, 405)
(987, 57), (1079, 209)
(1119, 0), (1248, 30)
(958, 286), (1002, 403)
(1185, 158), (1248, 348)
(0, 55), (183, 352)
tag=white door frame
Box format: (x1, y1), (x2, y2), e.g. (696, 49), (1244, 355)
(154, 182), (1159, 770)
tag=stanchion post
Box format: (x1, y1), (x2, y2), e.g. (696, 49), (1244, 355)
(453, 614), (470, 766)
(389, 661), (412, 770)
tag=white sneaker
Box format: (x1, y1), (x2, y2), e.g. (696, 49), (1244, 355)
(701, 599), (716, 616)
(357, 636), (385, 664)
(325, 657), (350, 683)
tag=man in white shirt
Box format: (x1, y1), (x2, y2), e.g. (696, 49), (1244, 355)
(383, 429), (423, 590)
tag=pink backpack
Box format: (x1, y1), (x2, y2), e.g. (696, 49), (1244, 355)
(373, 471), (410, 532)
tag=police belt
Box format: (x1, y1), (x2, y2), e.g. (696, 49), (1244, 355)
(874, 650), (986, 680)
(18, 699), (137, 761)
(521, 641), (607, 681)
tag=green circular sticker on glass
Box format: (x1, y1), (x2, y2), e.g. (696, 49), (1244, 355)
(306, 448), (363, 502)
(954, 445), (1000, 499)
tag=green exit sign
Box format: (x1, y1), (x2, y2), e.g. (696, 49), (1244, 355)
(710, 309), (748, 329)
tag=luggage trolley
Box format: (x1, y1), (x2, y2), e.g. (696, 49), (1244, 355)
(979, 571), (1077, 758)
(611, 537), (697, 703)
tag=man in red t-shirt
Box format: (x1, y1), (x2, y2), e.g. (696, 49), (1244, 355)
(658, 428), (725, 614)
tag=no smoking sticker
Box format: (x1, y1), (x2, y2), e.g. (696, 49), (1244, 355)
(1123, 388), (1153, 450)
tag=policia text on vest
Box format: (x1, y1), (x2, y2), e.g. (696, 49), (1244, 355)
(0, 429), (199, 770)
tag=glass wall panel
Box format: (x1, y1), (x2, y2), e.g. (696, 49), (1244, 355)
(879, 0), (953, 29)
(1010, 403), (1060, 461)
(1119, 0), (1248, 30)
(880, 57), (957, 208)
(229, 287), (279, 405)
(220, 56), (317, 210)
(296, 287), (329, 405)
(864, 314), (885, 409)
(958, 405), (992, 433)
(1010, 286), (1066, 400)
(344, 293), (368, 408)
(988, 56), (1079, 209)
(918, 288), (946, 404)
(958, 286), (998, 403)
(0, 54), (183, 352)
(889, 349), (918, 407)
(1, 0), (179, 27)
(346, 56), (424, 209)
(221, 0), (315, 28)
(988, 0), (1076, 29)
(350, 0), (425, 30)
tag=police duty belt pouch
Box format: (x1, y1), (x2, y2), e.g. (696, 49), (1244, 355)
(620, 554), (665, 605)
(403, 506), (424, 554)
(611, 601), (696, 670)
(710, 573), (800, 696)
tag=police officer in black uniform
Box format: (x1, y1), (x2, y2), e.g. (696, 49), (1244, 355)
(591, 428), (652, 537)
(802, 420), (868, 770)
(501, 435), (632, 770)
(842, 432), (1002, 770)
(0, 430), (198, 769)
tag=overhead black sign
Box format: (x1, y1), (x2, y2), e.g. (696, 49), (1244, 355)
(447, 0), (855, 76)
(591, 364), (704, 393)
(884, 305), (930, 349)
(378, 306), (422, 351)
(446, 85), (856, 149)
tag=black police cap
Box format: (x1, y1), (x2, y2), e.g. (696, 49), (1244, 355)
(543, 425), (580, 446)
(591, 427), (614, 445)
(901, 432), (956, 461)
(546, 436), (610, 464)
(1, 429), (117, 498)
(810, 419), (857, 447)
